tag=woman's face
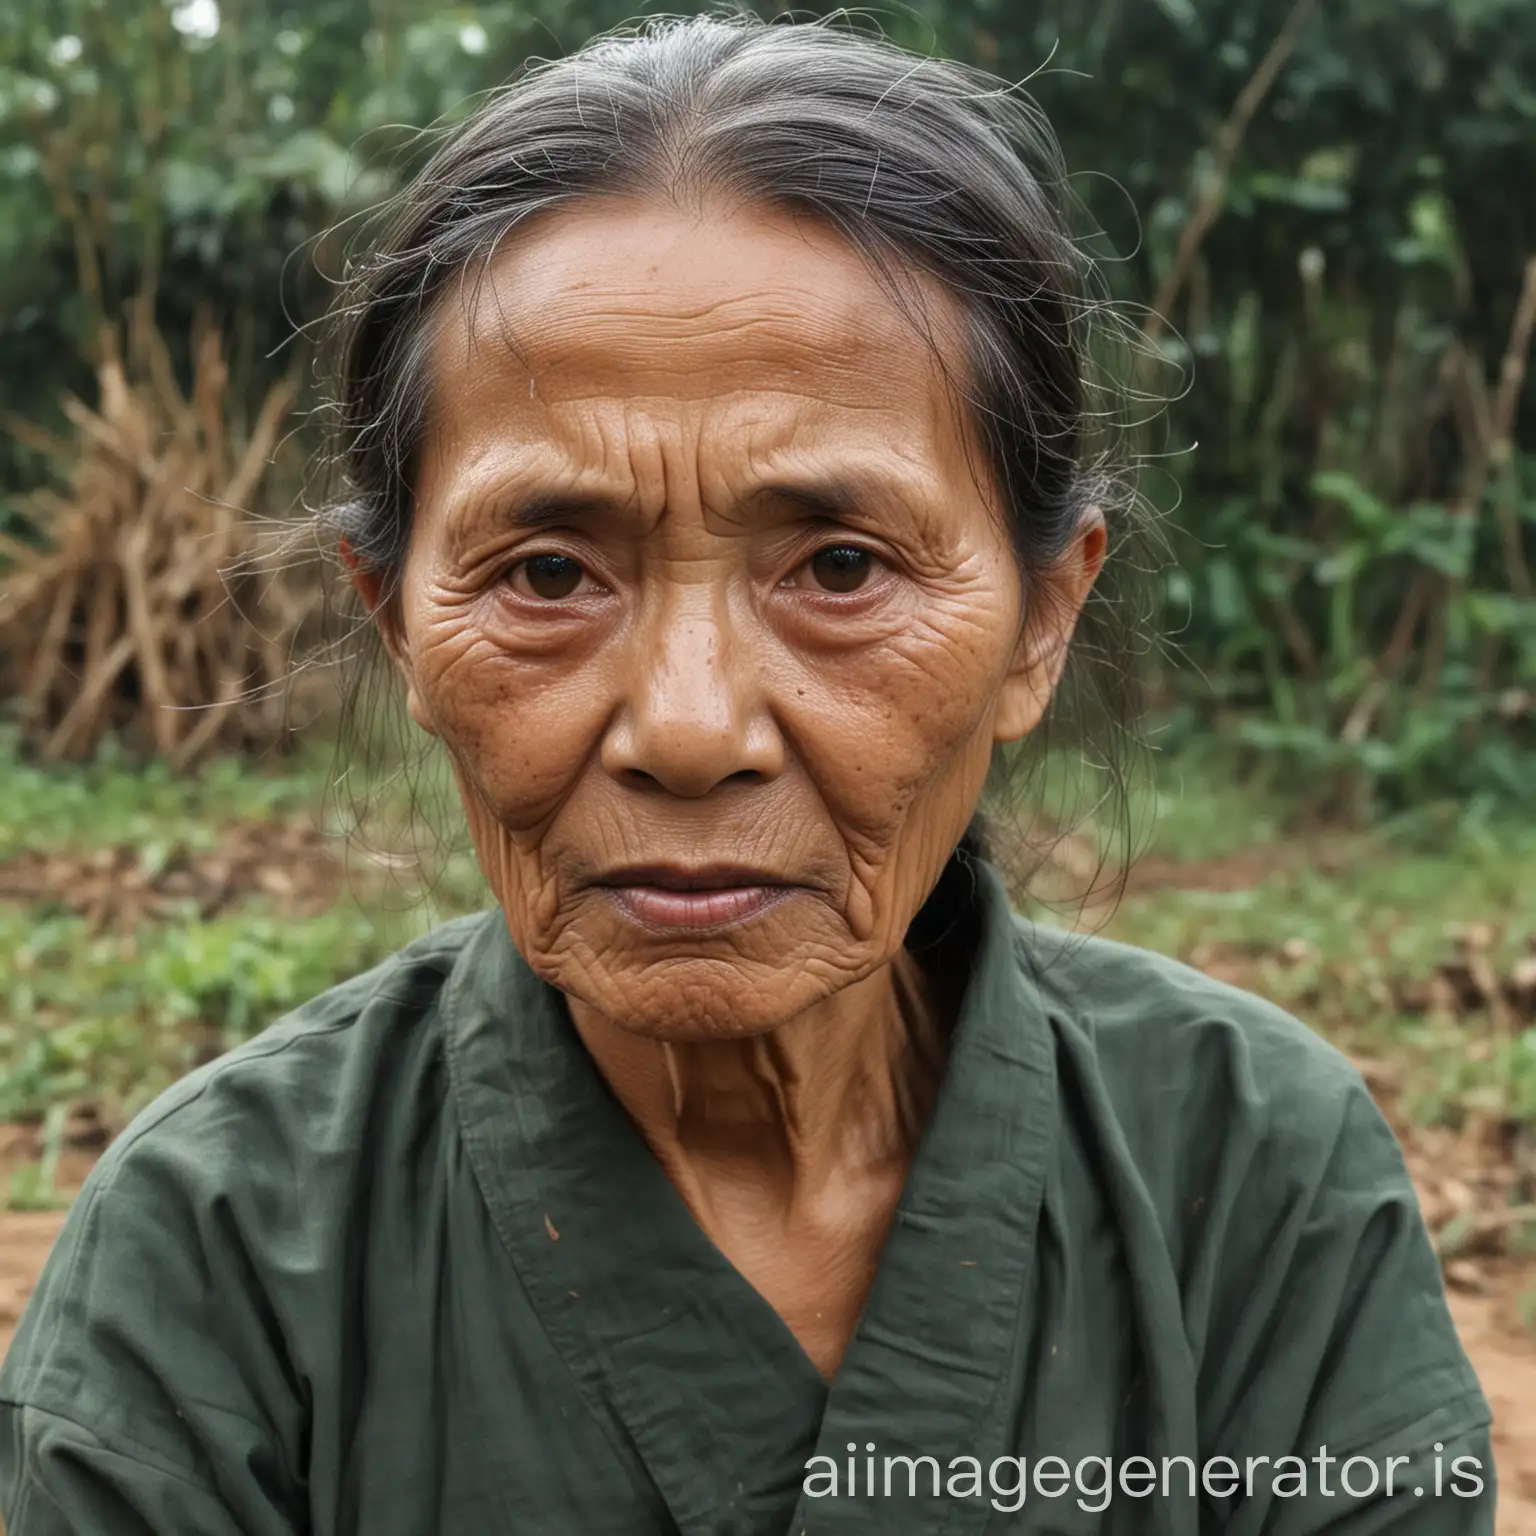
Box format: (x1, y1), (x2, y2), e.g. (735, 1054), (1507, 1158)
(385, 198), (1103, 1039)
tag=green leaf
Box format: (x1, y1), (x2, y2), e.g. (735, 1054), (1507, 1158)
(1314, 546), (1367, 585)
(1248, 172), (1350, 212)
(1311, 472), (1392, 532)
(1150, 0), (1199, 27)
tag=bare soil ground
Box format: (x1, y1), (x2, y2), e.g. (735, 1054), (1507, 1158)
(1457, 1275), (1536, 1533)
(0, 817), (345, 930)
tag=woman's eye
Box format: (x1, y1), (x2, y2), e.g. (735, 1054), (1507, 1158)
(800, 545), (875, 594)
(511, 554), (589, 600)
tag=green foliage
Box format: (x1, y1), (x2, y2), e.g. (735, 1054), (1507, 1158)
(0, 898), (407, 1125)
(2, 0), (1535, 807)
(1191, 462), (1536, 815)
(5, 1102), (71, 1210)
(1087, 755), (1536, 1137)
(0, 0), (630, 525)
(922, 0), (1536, 812)
(0, 730), (326, 859)
(0, 734), (484, 1128)
(0, 729), (1528, 1156)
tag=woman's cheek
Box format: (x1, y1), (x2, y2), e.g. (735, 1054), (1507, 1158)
(788, 608), (1006, 825)
(416, 630), (614, 831)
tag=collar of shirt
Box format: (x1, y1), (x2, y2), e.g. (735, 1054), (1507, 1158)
(442, 857), (1056, 1536)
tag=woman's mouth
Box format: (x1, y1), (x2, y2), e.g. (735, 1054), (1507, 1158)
(594, 866), (797, 932)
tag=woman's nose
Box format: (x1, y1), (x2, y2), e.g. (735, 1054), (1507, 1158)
(600, 596), (783, 798)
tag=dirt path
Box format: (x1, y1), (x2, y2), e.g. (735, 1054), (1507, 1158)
(0, 1209), (67, 1361)
(1453, 1278), (1536, 1533)
(2, 1201), (1534, 1527)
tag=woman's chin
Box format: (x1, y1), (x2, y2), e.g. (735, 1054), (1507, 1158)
(543, 943), (857, 1043)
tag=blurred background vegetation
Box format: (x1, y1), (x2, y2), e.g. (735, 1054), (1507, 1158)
(3, 0), (1534, 813)
(1, 0), (1535, 1356)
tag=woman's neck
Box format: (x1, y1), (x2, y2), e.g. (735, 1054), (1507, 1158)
(567, 910), (972, 1378)
(567, 949), (951, 1204)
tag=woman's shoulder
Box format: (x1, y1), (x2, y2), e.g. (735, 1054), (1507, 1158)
(0, 909), (514, 1506)
(0, 911), (505, 1406)
(1017, 915), (1363, 1111)
(1012, 916), (1405, 1225)
(1010, 921), (1491, 1487)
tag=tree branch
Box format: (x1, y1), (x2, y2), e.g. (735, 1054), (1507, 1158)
(1490, 256), (1536, 598)
(1144, 0), (1319, 349)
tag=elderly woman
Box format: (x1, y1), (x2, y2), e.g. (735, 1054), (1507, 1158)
(0, 16), (1493, 1536)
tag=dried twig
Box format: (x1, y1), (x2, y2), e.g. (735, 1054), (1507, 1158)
(1143, 0), (1319, 348)
(1347, 274), (1536, 738)
(1435, 1204), (1536, 1257)
(1420, 261), (1536, 702)
(0, 308), (314, 765)
(1489, 256), (1536, 598)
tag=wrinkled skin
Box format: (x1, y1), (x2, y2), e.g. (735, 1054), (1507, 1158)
(359, 198), (1105, 1374)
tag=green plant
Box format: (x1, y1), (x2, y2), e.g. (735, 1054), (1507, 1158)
(0, 730), (325, 859)
(0, 899), (415, 1125)
(4, 0), (1536, 806)
(4, 1101), (70, 1211)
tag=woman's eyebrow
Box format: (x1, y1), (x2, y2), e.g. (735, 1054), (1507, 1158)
(754, 482), (860, 521)
(464, 470), (932, 531)
(752, 469), (933, 527)
(491, 490), (632, 529)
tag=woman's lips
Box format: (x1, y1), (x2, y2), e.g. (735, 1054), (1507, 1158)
(608, 884), (791, 929)
(595, 869), (795, 931)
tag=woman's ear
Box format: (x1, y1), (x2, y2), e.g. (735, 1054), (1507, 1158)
(340, 540), (439, 738)
(993, 510), (1108, 744)
(340, 538), (386, 615)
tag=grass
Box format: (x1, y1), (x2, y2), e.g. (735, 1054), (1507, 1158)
(1102, 841), (1536, 1128)
(4, 1104), (72, 1212)
(1019, 742), (1536, 1140)
(0, 732), (327, 862)
(1105, 768), (1536, 1155)
(0, 902), (407, 1125)
(0, 730), (1533, 1178)
(0, 730), (489, 1135)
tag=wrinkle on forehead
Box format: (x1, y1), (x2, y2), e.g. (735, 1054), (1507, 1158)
(424, 195), (971, 423)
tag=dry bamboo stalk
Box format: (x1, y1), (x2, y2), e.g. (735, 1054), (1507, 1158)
(1420, 261), (1536, 701)
(43, 633), (135, 760)
(172, 675), (243, 768)
(23, 567), (81, 715)
(80, 573), (117, 693)
(225, 374), (299, 514)
(1491, 257), (1536, 454)
(1348, 269), (1536, 735)
(1, 415), (75, 459)
(121, 523), (179, 757)
(0, 308), (314, 764)
(1489, 257), (1536, 598)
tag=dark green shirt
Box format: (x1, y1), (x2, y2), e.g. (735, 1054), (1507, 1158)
(0, 863), (1494, 1533)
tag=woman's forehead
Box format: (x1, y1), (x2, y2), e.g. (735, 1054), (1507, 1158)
(425, 197), (965, 418)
